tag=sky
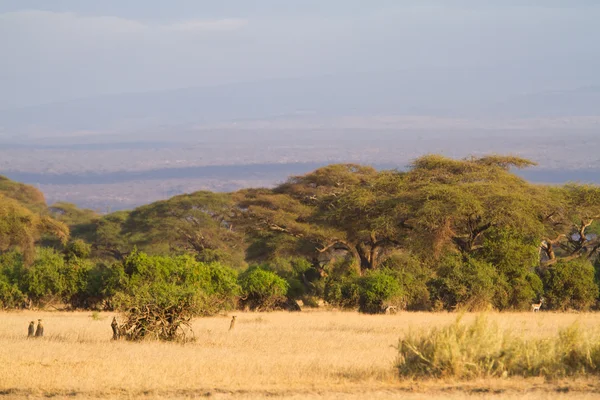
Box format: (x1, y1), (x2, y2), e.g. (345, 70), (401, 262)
(1, 0), (599, 109)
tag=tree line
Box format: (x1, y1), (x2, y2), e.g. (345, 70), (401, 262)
(2, 154), (600, 314)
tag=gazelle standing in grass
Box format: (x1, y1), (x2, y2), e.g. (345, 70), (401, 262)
(531, 298), (544, 312)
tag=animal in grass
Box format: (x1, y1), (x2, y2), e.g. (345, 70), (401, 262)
(229, 316), (236, 331)
(111, 316), (120, 340)
(27, 321), (35, 337)
(531, 298), (544, 312)
(35, 319), (44, 337)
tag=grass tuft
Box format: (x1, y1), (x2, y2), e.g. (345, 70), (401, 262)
(397, 315), (600, 379)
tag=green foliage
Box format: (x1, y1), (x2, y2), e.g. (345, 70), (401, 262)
(358, 269), (403, 314)
(22, 247), (67, 304)
(398, 316), (600, 379)
(115, 252), (240, 315)
(479, 228), (542, 310)
(98, 192), (246, 267)
(0, 175), (47, 212)
(0, 195), (69, 262)
(4, 155), (600, 312)
(64, 239), (92, 261)
(238, 265), (289, 311)
(541, 258), (598, 311)
(428, 254), (497, 311)
(0, 277), (26, 309)
(259, 257), (317, 299)
(49, 202), (98, 242)
(72, 262), (125, 309)
(380, 253), (431, 310)
(324, 275), (361, 309)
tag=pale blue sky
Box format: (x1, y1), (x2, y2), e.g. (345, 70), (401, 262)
(1, 0), (598, 108)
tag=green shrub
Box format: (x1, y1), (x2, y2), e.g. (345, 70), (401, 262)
(115, 251), (240, 315)
(324, 275), (360, 309)
(358, 269), (403, 314)
(258, 257), (320, 300)
(397, 316), (600, 379)
(63, 239), (92, 261)
(542, 258), (598, 311)
(238, 265), (288, 311)
(480, 228), (542, 310)
(0, 278), (26, 309)
(380, 254), (431, 310)
(113, 252), (241, 340)
(77, 262), (126, 309)
(428, 254), (497, 311)
(21, 248), (71, 306)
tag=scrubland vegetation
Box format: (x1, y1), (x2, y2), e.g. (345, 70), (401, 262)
(2, 311), (600, 399)
(3, 154), (600, 318)
(4, 154), (600, 397)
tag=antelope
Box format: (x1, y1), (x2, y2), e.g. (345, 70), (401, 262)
(531, 298), (544, 312)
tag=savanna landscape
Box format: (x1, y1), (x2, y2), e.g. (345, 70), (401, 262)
(3, 2), (600, 398)
(3, 310), (600, 399)
(3, 155), (600, 398)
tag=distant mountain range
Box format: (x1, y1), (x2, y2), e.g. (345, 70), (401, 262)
(1, 70), (598, 141)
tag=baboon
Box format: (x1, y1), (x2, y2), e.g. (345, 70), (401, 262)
(35, 319), (44, 337)
(229, 316), (236, 331)
(27, 321), (35, 337)
(111, 316), (120, 340)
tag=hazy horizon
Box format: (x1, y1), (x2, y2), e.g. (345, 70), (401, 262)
(1, 0), (599, 209)
(1, 1), (599, 109)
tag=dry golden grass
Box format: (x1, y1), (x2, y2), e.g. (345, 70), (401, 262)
(1, 310), (600, 399)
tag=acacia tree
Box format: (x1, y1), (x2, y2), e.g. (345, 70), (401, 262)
(316, 169), (409, 270)
(398, 155), (545, 259)
(91, 192), (246, 267)
(0, 195), (69, 262)
(234, 165), (407, 274)
(392, 155), (551, 310)
(538, 184), (600, 265)
(123, 191), (246, 267)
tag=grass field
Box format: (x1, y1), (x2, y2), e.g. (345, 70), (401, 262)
(1, 310), (600, 399)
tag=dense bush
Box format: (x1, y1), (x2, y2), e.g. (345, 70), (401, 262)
(63, 239), (92, 261)
(428, 255), (497, 311)
(112, 252), (241, 340)
(260, 257), (317, 300)
(379, 254), (430, 310)
(0, 278), (26, 309)
(358, 270), (403, 314)
(238, 265), (289, 311)
(397, 316), (600, 379)
(21, 248), (87, 307)
(115, 251), (240, 315)
(324, 275), (361, 309)
(480, 228), (543, 310)
(541, 258), (598, 311)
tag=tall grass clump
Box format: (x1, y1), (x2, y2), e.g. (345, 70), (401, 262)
(397, 315), (600, 379)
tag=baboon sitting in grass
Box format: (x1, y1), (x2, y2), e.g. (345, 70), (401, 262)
(111, 316), (120, 340)
(35, 319), (44, 337)
(27, 321), (35, 337)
